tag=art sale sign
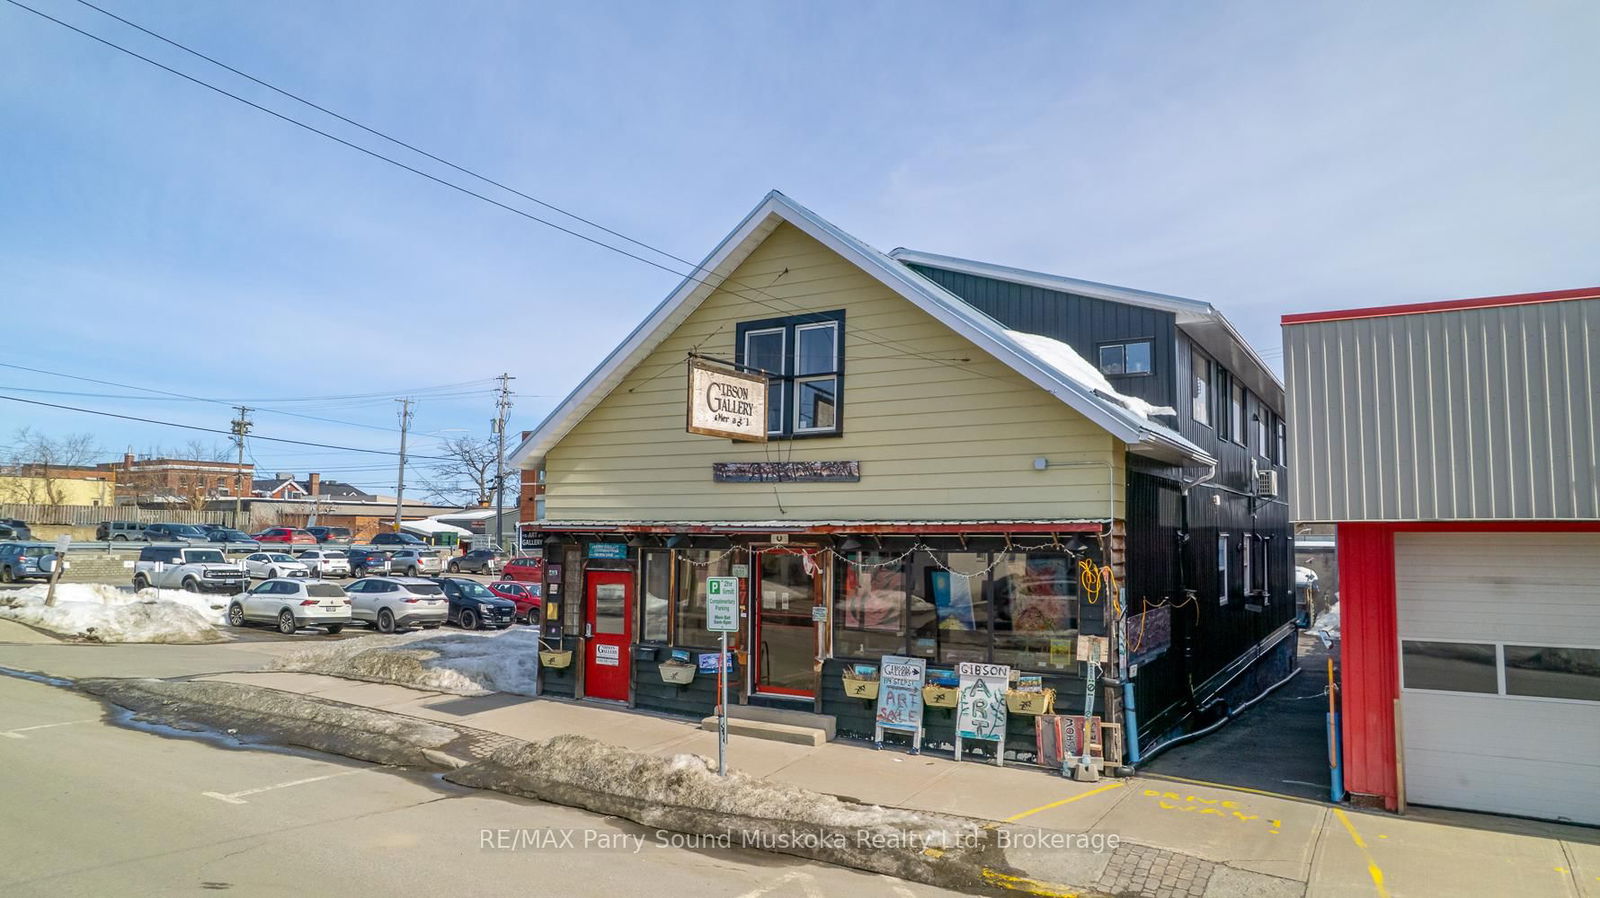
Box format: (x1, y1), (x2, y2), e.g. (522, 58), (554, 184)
(954, 661), (1011, 765)
(874, 655), (926, 733)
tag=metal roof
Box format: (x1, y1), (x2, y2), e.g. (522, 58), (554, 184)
(507, 190), (1214, 472)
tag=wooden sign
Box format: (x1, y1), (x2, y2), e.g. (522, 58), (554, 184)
(874, 656), (926, 752)
(954, 661), (1011, 766)
(687, 359), (768, 442)
(712, 461), (860, 483)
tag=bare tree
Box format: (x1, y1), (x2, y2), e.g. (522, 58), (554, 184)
(0, 428), (101, 505)
(421, 434), (514, 507)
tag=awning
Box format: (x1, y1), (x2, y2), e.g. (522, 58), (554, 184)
(520, 519), (1106, 535)
(400, 519), (472, 537)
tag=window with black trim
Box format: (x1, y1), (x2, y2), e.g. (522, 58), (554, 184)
(1191, 349), (1211, 426)
(736, 311), (844, 437)
(1098, 340), (1153, 376)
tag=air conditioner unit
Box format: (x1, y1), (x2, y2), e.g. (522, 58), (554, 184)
(1255, 469), (1280, 499)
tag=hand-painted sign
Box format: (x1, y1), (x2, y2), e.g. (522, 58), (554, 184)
(955, 661), (1010, 742)
(711, 461), (861, 483)
(687, 359), (768, 442)
(874, 655), (926, 733)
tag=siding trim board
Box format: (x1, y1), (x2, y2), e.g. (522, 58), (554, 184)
(1282, 286), (1600, 326)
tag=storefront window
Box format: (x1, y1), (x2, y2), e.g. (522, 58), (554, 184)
(675, 550), (736, 647)
(640, 550), (670, 643)
(909, 551), (991, 665)
(990, 553), (1078, 671)
(834, 553), (908, 658)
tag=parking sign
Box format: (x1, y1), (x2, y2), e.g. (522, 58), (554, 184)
(706, 576), (739, 632)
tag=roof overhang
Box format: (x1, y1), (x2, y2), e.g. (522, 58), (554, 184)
(509, 191), (1215, 471)
(889, 248), (1284, 409)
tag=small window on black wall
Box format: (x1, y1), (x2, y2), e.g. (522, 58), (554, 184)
(1098, 340), (1153, 376)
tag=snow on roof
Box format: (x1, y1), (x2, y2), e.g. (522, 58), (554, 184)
(1002, 330), (1176, 420)
(399, 519), (472, 537)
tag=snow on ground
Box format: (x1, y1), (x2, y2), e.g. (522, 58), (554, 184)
(268, 627), (541, 696)
(0, 583), (231, 644)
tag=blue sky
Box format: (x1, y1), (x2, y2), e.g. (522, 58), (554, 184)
(2, 0), (1596, 494)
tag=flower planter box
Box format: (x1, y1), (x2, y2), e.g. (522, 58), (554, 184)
(1005, 688), (1055, 716)
(658, 661), (697, 686)
(841, 674), (880, 700)
(922, 684), (959, 708)
(539, 650), (573, 669)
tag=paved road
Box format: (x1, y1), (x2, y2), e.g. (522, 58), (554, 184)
(0, 674), (955, 898)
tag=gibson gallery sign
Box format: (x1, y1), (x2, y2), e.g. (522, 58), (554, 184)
(686, 358), (768, 442)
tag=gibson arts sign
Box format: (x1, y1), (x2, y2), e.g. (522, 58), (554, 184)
(686, 359), (768, 442)
(712, 461), (861, 483)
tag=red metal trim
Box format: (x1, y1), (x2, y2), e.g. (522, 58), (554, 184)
(526, 522), (1103, 536)
(1282, 286), (1600, 326)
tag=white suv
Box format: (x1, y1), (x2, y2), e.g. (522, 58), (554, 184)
(345, 577), (448, 633)
(228, 580), (352, 635)
(295, 548), (351, 578)
(243, 552), (312, 580)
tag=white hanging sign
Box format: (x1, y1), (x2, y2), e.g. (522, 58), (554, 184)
(687, 359), (768, 442)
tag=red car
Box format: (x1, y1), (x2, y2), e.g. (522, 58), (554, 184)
(501, 556), (544, 582)
(253, 527), (317, 546)
(487, 580), (541, 624)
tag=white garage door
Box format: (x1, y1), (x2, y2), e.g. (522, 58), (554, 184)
(1396, 532), (1600, 825)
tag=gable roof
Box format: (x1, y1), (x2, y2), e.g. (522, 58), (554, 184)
(509, 191), (1214, 471)
(890, 248), (1284, 408)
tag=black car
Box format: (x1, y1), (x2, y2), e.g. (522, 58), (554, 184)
(446, 548), (504, 574)
(371, 531), (426, 547)
(430, 577), (516, 630)
(306, 526), (353, 545)
(346, 547), (393, 577)
(0, 519), (33, 541)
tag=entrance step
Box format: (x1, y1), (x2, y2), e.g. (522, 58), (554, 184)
(700, 705), (836, 746)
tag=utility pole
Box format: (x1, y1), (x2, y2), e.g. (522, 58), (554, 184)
(230, 407), (252, 530)
(492, 373), (515, 552)
(394, 398), (414, 530)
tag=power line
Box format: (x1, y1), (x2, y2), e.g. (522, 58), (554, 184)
(0, 393), (454, 460)
(8, 0), (966, 369)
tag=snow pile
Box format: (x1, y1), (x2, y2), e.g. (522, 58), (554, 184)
(269, 627), (541, 696)
(1312, 600), (1341, 648)
(0, 583), (229, 644)
(1005, 329), (1178, 419)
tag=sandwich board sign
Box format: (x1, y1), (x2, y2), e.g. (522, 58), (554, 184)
(873, 655), (926, 754)
(954, 661), (1011, 766)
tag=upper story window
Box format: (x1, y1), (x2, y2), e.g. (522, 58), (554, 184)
(1255, 404), (1271, 460)
(1229, 382), (1246, 444)
(736, 311), (844, 438)
(1098, 340), (1153, 376)
(1191, 350), (1212, 426)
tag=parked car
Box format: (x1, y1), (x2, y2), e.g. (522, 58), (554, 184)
(227, 579), (352, 635)
(0, 543), (52, 583)
(205, 528), (260, 549)
(387, 548), (441, 577)
(131, 545), (249, 593)
(432, 577), (517, 630)
(371, 531), (426, 547)
(253, 527), (317, 546)
(345, 547), (393, 577)
(242, 552), (312, 580)
(487, 580), (541, 624)
(446, 548), (504, 575)
(143, 522), (213, 543)
(0, 519), (33, 541)
(305, 526), (353, 545)
(295, 548), (351, 578)
(96, 521), (149, 541)
(344, 577), (448, 633)
(501, 556), (544, 582)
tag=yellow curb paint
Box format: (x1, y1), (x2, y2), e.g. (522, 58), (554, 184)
(980, 868), (1081, 897)
(1146, 772), (1325, 804)
(1005, 781), (1126, 822)
(1333, 808), (1392, 898)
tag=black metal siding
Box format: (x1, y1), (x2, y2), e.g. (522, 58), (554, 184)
(910, 265), (1179, 412)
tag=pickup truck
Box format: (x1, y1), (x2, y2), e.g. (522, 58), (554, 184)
(131, 545), (249, 594)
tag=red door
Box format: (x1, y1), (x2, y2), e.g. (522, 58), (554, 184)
(583, 570), (632, 702)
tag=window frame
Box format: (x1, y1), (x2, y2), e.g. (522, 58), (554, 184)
(1190, 348), (1212, 427)
(1096, 339), (1155, 377)
(735, 310), (846, 439)
(1400, 638), (1600, 704)
(1217, 534), (1230, 605)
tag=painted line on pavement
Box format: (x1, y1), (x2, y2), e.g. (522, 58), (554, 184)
(1005, 781), (1125, 822)
(1142, 772), (1330, 806)
(979, 868), (1081, 897)
(202, 769), (366, 805)
(0, 719), (97, 739)
(1332, 807), (1391, 898)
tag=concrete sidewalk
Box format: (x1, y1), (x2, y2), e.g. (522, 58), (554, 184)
(194, 670), (1598, 898)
